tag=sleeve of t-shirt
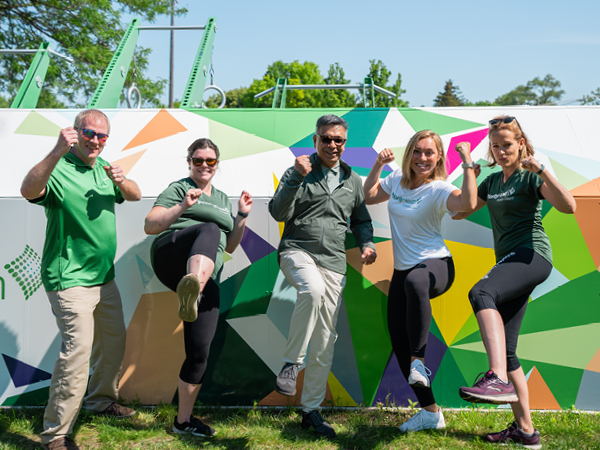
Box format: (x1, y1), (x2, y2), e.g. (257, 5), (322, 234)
(437, 181), (460, 215)
(30, 172), (63, 208)
(113, 184), (125, 204)
(154, 180), (186, 209)
(379, 169), (401, 195)
(477, 175), (490, 202)
(531, 172), (545, 200)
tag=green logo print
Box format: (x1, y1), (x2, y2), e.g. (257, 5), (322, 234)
(4, 245), (42, 300)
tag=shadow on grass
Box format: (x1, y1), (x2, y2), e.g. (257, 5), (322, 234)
(0, 431), (43, 450)
(173, 435), (251, 449)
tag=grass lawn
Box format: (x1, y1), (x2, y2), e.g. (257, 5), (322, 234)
(1, 404), (598, 449)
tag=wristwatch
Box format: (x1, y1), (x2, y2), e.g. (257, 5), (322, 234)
(537, 164), (545, 175)
(237, 211), (249, 218)
(462, 162), (474, 169)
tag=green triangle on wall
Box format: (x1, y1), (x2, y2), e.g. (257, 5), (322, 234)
(14, 111), (62, 137)
(400, 108), (484, 135)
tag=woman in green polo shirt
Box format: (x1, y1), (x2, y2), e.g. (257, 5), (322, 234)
(455, 116), (576, 448)
(145, 138), (252, 438)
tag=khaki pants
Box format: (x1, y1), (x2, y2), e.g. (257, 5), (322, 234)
(279, 251), (346, 412)
(41, 280), (126, 444)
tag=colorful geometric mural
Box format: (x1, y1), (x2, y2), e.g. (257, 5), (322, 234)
(0, 106), (599, 411)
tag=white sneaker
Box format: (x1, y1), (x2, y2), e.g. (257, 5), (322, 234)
(399, 408), (445, 433)
(408, 359), (431, 387)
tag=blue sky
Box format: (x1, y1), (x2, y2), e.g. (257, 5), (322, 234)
(131, 0), (600, 107)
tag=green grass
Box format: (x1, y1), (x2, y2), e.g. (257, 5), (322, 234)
(1, 404), (598, 449)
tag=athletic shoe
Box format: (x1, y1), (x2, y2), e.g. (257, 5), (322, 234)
(398, 408), (445, 433)
(274, 363), (299, 396)
(176, 274), (201, 322)
(42, 437), (80, 450)
(173, 415), (216, 437)
(408, 359), (432, 387)
(97, 402), (136, 418)
(485, 421), (542, 449)
(459, 370), (518, 404)
(301, 410), (336, 438)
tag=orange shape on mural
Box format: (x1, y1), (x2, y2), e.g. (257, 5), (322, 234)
(346, 240), (394, 295)
(527, 366), (561, 410)
(586, 347), (600, 373)
(571, 177), (600, 270)
(259, 369), (334, 406)
(119, 291), (184, 404)
(122, 109), (187, 151)
(110, 149), (146, 176)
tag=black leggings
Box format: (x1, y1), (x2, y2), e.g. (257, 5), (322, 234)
(387, 257), (455, 408)
(469, 247), (552, 372)
(152, 222), (221, 384)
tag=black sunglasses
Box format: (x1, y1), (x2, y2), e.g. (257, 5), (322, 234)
(316, 134), (346, 145)
(189, 157), (218, 167)
(489, 117), (517, 126)
(75, 127), (109, 143)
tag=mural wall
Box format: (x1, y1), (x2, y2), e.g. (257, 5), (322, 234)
(0, 106), (598, 411)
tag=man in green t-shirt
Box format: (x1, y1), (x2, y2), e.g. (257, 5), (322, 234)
(21, 109), (142, 450)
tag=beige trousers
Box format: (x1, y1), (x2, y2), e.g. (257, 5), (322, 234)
(41, 280), (126, 444)
(279, 251), (346, 412)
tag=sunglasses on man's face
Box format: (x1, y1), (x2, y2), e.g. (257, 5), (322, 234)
(316, 134), (347, 145)
(189, 157), (218, 167)
(75, 127), (109, 143)
(489, 117), (517, 126)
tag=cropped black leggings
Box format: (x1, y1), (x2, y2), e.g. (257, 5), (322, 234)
(469, 247), (551, 372)
(387, 257), (455, 408)
(152, 222), (221, 385)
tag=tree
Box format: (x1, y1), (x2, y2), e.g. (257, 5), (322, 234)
(580, 87), (600, 105)
(321, 63), (357, 108)
(434, 80), (465, 106)
(204, 87), (249, 108)
(242, 60), (326, 108)
(0, 1), (185, 107)
(495, 74), (564, 106)
(360, 59), (408, 107)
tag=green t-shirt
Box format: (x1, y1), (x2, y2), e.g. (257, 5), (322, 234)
(151, 177), (234, 281)
(478, 169), (552, 264)
(32, 152), (124, 291)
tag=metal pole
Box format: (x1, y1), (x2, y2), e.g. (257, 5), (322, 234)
(253, 83), (397, 99)
(169, 0), (175, 108)
(136, 25), (205, 30)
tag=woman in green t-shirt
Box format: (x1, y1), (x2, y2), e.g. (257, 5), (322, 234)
(454, 116), (576, 448)
(145, 138), (252, 438)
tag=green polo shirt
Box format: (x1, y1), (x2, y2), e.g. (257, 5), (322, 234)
(31, 152), (124, 291)
(478, 168), (552, 264)
(151, 177), (234, 281)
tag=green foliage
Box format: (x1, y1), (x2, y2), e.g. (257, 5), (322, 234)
(0, 0), (186, 107)
(580, 87), (600, 105)
(243, 60), (326, 108)
(205, 87), (249, 108)
(434, 80), (465, 106)
(359, 59), (408, 107)
(495, 74), (565, 106)
(322, 63), (357, 108)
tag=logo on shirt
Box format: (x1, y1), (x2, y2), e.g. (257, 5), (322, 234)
(487, 187), (515, 202)
(391, 192), (423, 208)
(341, 186), (353, 192)
(197, 199), (229, 215)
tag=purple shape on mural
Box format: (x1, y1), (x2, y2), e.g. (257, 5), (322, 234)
(240, 226), (276, 264)
(290, 147), (392, 172)
(372, 331), (447, 407)
(2, 353), (52, 388)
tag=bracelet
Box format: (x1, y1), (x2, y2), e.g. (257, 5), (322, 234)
(537, 164), (545, 175)
(237, 211), (249, 218)
(461, 162), (474, 169)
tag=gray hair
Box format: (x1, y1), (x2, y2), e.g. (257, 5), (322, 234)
(315, 114), (348, 133)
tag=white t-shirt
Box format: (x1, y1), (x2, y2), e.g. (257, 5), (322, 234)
(380, 170), (459, 270)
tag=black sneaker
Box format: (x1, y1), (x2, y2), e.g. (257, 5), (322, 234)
(172, 415), (216, 437)
(275, 363), (298, 396)
(301, 410), (336, 438)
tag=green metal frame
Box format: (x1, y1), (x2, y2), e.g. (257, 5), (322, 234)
(272, 78), (288, 108)
(362, 77), (375, 108)
(180, 17), (217, 108)
(11, 42), (51, 108)
(88, 19), (141, 109)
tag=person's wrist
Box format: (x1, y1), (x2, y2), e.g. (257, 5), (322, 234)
(462, 161), (474, 169)
(237, 210), (249, 218)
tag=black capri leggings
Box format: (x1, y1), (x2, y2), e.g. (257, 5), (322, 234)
(152, 222), (222, 384)
(468, 247), (552, 372)
(387, 257), (455, 408)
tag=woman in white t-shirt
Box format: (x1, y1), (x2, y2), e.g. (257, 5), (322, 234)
(364, 130), (478, 432)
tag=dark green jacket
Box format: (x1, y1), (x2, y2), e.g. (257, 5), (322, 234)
(269, 153), (374, 275)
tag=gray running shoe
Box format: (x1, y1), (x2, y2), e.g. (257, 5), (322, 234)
(176, 274), (201, 322)
(274, 363), (298, 396)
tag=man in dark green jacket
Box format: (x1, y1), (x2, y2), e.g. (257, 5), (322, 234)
(269, 114), (376, 438)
